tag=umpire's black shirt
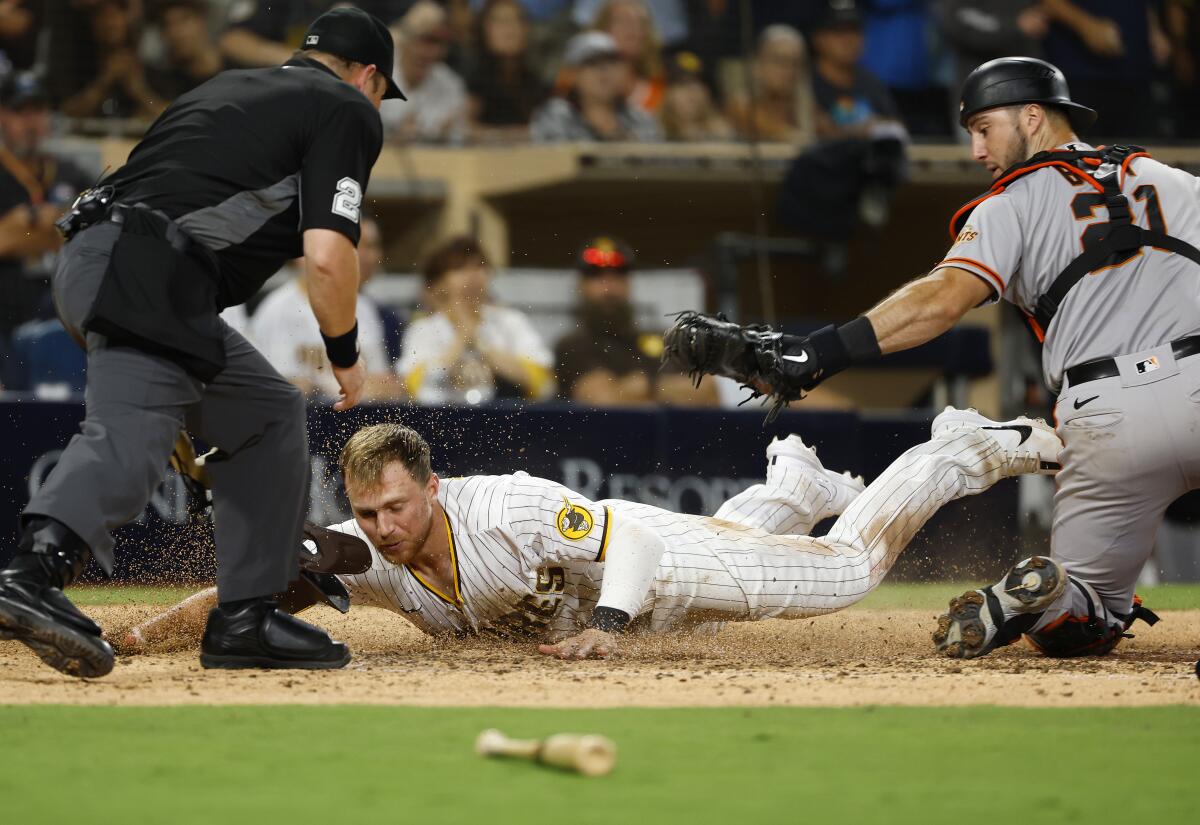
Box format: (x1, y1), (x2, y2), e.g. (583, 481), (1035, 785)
(107, 56), (383, 308)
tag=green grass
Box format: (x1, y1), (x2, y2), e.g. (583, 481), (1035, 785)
(67, 582), (1200, 610)
(67, 584), (201, 606)
(0, 706), (1195, 825)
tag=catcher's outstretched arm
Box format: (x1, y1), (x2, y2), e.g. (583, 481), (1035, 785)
(116, 587), (218, 654)
(864, 266), (993, 354)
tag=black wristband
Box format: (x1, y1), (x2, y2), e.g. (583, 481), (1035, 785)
(588, 606), (631, 633)
(321, 323), (359, 369)
(836, 316), (881, 364)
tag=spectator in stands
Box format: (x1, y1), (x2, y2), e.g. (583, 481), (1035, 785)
(1165, 0), (1200, 137)
(724, 24), (816, 145)
(1042, 0), (1170, 139)
(220, 1), (410, 68)
(147, 0), (228, 102)
(658, 50), (733, 141)
(808, 3), (905, 141)
(251, 215), (401, 401)
(0, 72), (90, 342)
(577, 0), (688, 49)
(60, 0), (163, 120)
(530, 31), (663, 142)
(0, 0), (41, 71)
(464, 0), (548, 142)
(399, 236), (552, 405)
(384, 0), (469, 144)
(590, 0), (666, 113)
(935, 0), (1048, 136)
(859, 0), (946, 137)
(555, 236), (718, 407)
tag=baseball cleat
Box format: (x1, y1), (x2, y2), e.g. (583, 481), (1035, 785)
(933, 556), (1067, 659)
(0, 578), (115, 678)
(766, 435), (865, 520)
(931, 406), (1062, 475)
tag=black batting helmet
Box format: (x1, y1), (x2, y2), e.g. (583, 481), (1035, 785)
(958, 56), (1096, 132)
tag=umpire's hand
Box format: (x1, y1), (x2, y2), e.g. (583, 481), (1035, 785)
(332, 360), (366, 411)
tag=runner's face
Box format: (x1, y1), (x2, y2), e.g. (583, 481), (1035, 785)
(347, 462), (436, 565)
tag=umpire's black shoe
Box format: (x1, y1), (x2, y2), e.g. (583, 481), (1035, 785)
(0, 519), (114, 679)
(200, 599), (351, 670)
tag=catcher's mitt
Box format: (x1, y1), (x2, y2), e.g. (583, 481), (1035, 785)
(662, 312), (834, 420)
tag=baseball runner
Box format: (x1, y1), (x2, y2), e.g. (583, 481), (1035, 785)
(122, 412), (1060, 660)
(0, 8), (405, 677)
(663, 57), (1185, 659)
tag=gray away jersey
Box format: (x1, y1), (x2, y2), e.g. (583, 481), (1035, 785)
(935, 144), (1200, 391)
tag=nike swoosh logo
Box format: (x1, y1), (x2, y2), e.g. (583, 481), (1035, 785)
(781, 351), (809, 364)
(1073, 395), (1099, 410)
(982, 424), (1032, 445)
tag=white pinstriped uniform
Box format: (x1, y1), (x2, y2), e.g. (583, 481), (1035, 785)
(335, 428), (1018, 641)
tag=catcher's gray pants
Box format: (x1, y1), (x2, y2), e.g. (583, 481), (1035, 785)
(1033, 341), (1200, 631)
(22, 221), (307, 601)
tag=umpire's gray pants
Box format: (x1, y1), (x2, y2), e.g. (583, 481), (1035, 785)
(23, 221), (307, 601)
(1035, 341), (1200, 629)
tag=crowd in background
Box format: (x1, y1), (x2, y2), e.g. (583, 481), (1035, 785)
(4, 0), (1200, 409)
(6, 0), (1200, 144)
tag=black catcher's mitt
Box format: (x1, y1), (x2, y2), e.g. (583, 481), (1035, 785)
(662, 312), (840, 420)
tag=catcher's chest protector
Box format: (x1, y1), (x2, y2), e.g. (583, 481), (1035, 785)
(950, 145), (1200, 341)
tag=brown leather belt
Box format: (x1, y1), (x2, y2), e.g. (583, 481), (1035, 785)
(1064, 335), (1200, 387)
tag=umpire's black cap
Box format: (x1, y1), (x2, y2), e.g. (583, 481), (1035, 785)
(302, 7), (407, 100)
(959, 56), (1095, 132)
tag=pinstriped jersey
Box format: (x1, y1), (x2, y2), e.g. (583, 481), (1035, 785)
(934, 143), (1200, 391)
(331, 472), (864, 640)
(335, 472), (614, 639)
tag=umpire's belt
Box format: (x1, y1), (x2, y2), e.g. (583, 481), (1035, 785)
(82, 203), (227, 382)
(1065, 335), (1200, 387)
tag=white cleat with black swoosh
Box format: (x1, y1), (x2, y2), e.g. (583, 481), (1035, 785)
(931, 406), (1063, 475)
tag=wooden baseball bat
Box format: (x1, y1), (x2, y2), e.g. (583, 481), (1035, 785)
(474, 729), (616, 777)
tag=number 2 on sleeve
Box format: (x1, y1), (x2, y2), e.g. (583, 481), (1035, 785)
(332, 177), (362, 223)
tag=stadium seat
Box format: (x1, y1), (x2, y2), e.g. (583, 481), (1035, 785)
(8, 318), (86, 398)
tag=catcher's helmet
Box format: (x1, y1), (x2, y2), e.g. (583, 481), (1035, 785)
(958, 57), (1096, 132)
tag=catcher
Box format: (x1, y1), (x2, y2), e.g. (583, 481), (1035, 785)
(660, 57), (1176, 660)
(122, 411), (1060, 660)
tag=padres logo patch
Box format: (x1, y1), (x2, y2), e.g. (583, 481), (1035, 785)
(556, 501), (595, 541)
(956, 225), (978, 244)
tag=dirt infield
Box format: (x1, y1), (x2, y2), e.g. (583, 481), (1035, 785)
(2, 603), (1198, 707)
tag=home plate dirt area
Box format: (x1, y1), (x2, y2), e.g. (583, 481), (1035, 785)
(2, 600), (1197, 706)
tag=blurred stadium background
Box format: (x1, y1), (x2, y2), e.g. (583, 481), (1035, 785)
(4, 0), (1200, 584)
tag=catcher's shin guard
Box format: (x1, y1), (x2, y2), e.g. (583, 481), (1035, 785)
(1025, 583), (1160, 658)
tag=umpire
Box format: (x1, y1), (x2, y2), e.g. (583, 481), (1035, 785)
(0, 8), (404, 678)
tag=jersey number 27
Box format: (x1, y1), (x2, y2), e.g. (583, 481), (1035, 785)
(1070, 185), (1165, 268)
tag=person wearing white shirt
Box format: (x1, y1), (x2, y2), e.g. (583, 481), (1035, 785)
(252, 216), (401, 400)
(382, 1), (468, 144)
(398, 235), (552, 405)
